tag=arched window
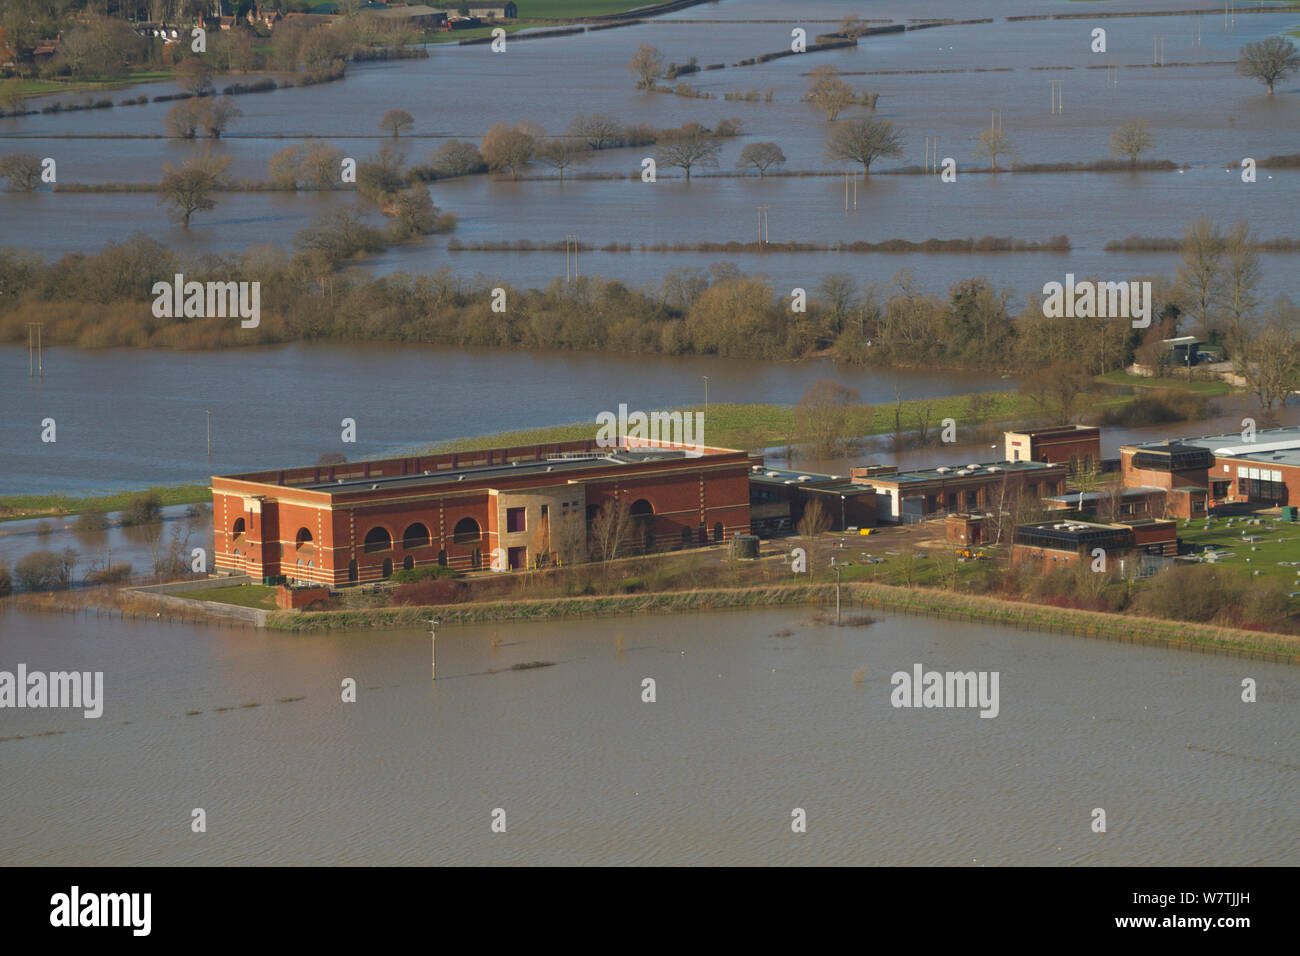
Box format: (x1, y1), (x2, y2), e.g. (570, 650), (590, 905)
(402, 522), (431, 550)
(232, 517), (246, 538)
(296, 527), (314, 549)
(452, 517), (480, 544)
(713, 522), (723, 543)
(628, 499), (654, 552)
(363, 526), (392, 553)
(402, 555), (414, 571)
(381, 558), (393, 579)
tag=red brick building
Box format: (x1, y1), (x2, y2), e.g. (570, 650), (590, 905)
(1004, 425), (1101, 472)
(212, 438), (751, 586)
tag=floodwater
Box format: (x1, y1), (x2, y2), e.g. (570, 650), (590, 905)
(1, 604), (1295, 865)
(0, 343), (1007, 496)
(2, 0), (1298, 302)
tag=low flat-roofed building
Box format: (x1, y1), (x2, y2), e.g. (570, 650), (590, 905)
(748, 465), (876, 535)
(1004, 425), (1101, 473)
(1043, 484), (1169, 521)
(371, 5), (448, 27)
(1013, 517), (1177, 574)
(213, 437), (752, 586)
(857, 459), (1069, 524)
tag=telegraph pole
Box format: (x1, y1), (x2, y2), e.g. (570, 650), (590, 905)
(564, 234), (579, 281)
(25, 322), (43, 378)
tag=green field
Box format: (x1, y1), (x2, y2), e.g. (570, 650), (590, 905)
(1178, 516), (1300, 587)
(1095, 370), (1234, 396)
(0, 484), (211, 523)
(424, 389), (1136, 454)
(186, 583), (279, 610)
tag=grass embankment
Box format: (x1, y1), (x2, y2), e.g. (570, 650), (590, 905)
(7, 71), (175, 99)
(186, 583), (278, 611)
(267, 579), (1300, 662)
(270, 583), (831, 631)
(1094, 370), (1232, 395)
(0, 484), (211, 523)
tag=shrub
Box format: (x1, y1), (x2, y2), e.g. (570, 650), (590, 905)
(37, 520), (53, 536)
(15, 548), (77, 591)
(86, 562), (132, 585)
(390, 565), (462, 584)
(121, 492), (163, 526)
(0, 561), (10, 597)
(75, 512), (110, 532)
(391, 577), (467, 605)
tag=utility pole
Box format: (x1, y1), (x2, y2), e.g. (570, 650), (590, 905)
(833, 563), (842, 626)
(703, 375), (709, 416)
(756, 205), (769, 246)
(25, 322), (43, 378)
(1153, 36), (1166, 66)
(1050, 79), (1063, 114)
(428, 617), (440, 679)
(564, 234), (579, 281)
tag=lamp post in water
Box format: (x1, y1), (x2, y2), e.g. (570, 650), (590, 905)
(428, 617), (441, 679)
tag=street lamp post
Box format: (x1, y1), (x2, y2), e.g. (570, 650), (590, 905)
(840, 494), (846, 532)
(703, 375), (709, 416)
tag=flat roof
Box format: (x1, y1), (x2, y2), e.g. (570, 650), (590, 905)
(1129, 427), (1300, 469)
(1044, 485), (1165, 504)
(748, 467), (846, 488)
(287, 448), (702, 494)
(870, 460), (1060, 485)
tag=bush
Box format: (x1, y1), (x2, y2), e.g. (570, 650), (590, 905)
(121, 492), (163, 526)
(15, 548), (77, 591)
(390, 565), (462, 584)
(75, 512), (110, 532)
(86, 562), (132, 585)
(0, 561), (10, 597)
(37, 520), (53, 536)
(391, 577), (467, 605)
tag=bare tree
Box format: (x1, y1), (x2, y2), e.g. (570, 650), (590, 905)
(379, 108), (415, 137)
(198, 96), (241, 139)
(568, 114), (624, 150)
(175, 56), (214, 97)
(0, 152), (42, 191)
(1019, 360), (1094, 424)
(1237, 36), (1300, 96)
(535, 138), (589, 181)
(806, 65), (856, 121)
(735, 142), (787, 177)
(158, 153), (231, 228)
(1176, 216), (1224, 340)
(1110, 119), (1154, 165)
(628, 44), (664, 90)
(825, 117), (904, 177)
(796, 380), (862, 457)
(975, 126), (1016, 171)
(164, 100), (201, 139)
(1221, 220), (1260, 353)
(589, 499), (632, 563)
(655, 122), (722, 180)
(481, 122), (540, 180)
(1238, 302), (1300, 420)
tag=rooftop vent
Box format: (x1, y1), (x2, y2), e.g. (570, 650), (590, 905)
(765, 471), (779, 477)
(797, 476), (812, 482)
(370, 484), (377, 490)
(967, 464), (980, 470)
(936, 466), (951, 474)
